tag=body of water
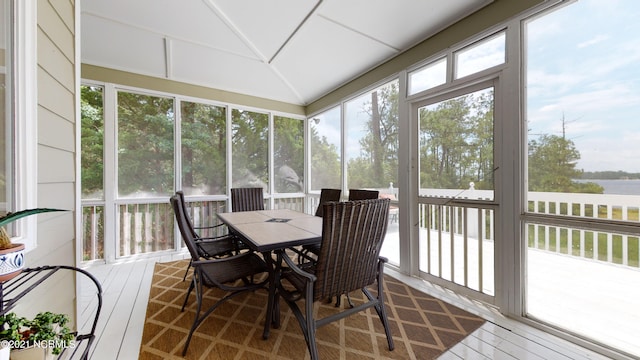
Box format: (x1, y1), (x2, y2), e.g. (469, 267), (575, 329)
(575, 179), (640, 195)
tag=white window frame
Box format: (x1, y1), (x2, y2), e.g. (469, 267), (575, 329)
(8, 0), (38, 251)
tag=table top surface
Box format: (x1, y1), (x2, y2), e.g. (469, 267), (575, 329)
(217, 209), (322, 252)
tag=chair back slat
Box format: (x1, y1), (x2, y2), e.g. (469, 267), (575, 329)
(314, 198), (390, 302)
(314, 188), (341, 217)
(348, 189), (379, 201)
(231, 187), (265, 212)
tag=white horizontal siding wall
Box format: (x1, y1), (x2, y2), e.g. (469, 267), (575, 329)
(14, 0), (77, 326)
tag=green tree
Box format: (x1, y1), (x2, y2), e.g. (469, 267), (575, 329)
(528, 134), (603, 193)
(309, 124), (341, 189)
(181, 102), (227, 194)
(419, 95), (473, 189)
(469, 90), (494, 189)
(232, 109), (269, 188)
(274, 116), (304, 192)
(418, 88), (495, 191)
(347, 81), (399, 189)
(81, 85), (104, 198)
(117, 92), (174, 196)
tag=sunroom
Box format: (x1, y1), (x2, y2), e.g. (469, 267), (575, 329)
(3, 0), (639, 359)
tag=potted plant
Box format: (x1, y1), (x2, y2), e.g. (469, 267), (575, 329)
(0, 311), (74, 360)
(0, 209), (65, 282)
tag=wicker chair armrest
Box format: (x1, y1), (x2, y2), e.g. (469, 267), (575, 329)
(281, 252), (317, 282)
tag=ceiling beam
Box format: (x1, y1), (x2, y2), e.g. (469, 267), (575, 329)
(268, 0), (323, 64)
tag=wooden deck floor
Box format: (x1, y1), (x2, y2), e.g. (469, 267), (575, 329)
(78, 253), (623, 360)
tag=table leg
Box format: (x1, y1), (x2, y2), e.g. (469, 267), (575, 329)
(261, 250), (282, 339)
(272, 251), (282, 329)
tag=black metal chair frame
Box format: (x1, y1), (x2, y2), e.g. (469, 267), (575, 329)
(170, 194), (269, 356)
(174, 190), (240, 281)
(277, 199), (394, 360)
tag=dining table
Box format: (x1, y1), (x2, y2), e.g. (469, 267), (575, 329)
(216, 208), (322, 339)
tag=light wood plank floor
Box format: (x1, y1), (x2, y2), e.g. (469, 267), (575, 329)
(78, 255), (626, 360)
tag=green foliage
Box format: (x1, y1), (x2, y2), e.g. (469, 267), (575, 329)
(581, 170), (640, 180)
(528, 134), (604, 193)
(80, 83), (605, 203)
(181, 101), (227, 193)
(76, 89), (177, 197)
(81, 85), (105, 198)
(82, 88), (308, 197)
(310, 124), (341, 189)
(418, 88), (494, 190)
(0, 312), (25, 343)
(347, 82), (399, 189)
(414, 88), (600, 194)
(117, 91), (175, 196)
(274, 116), (304, 192)
(231, 109), (269, 188)
(0, 311), (74, 355)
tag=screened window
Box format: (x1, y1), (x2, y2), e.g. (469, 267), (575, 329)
(309, 106), (341, 191)
(345, 80), (399, 190)
(81, 85), (104, 200)
(80, 85), (105, 260)
(117, 91), (175, 198)
(408, 58), (446, 95)
(455, 31), (505, 79)
(231, 109), (268, 191)
(180, 101), (226, 195)
(274, 116), (304, 193)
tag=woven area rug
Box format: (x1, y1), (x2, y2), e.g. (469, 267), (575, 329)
(139, 260), (485, 360)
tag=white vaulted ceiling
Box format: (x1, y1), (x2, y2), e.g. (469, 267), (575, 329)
(81, 0), (492, 105)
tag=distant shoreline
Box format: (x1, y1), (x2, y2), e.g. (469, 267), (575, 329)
(574, 179), (640, 195)
(580, 171), (640, 180)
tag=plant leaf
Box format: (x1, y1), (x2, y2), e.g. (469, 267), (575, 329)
(0, 208), (66, 227)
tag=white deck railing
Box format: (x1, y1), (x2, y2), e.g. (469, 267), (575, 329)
(81, 190), (640, 269)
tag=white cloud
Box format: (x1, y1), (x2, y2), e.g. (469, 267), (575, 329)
(577, 35), (609, 48)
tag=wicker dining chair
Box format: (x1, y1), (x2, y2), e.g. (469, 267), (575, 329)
(314, 188), (342, 217)
(170, 194), (269, 356)
(174, 191), (240, 281)
(298, 188), (342, 263)
(230, 187), (265, 212)
(303, 189), (382, 306)
(302, 188), (379, 260)
(277, 198), (394, 360)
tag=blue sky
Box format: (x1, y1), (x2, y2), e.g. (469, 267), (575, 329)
(526, 0), (640, 172)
